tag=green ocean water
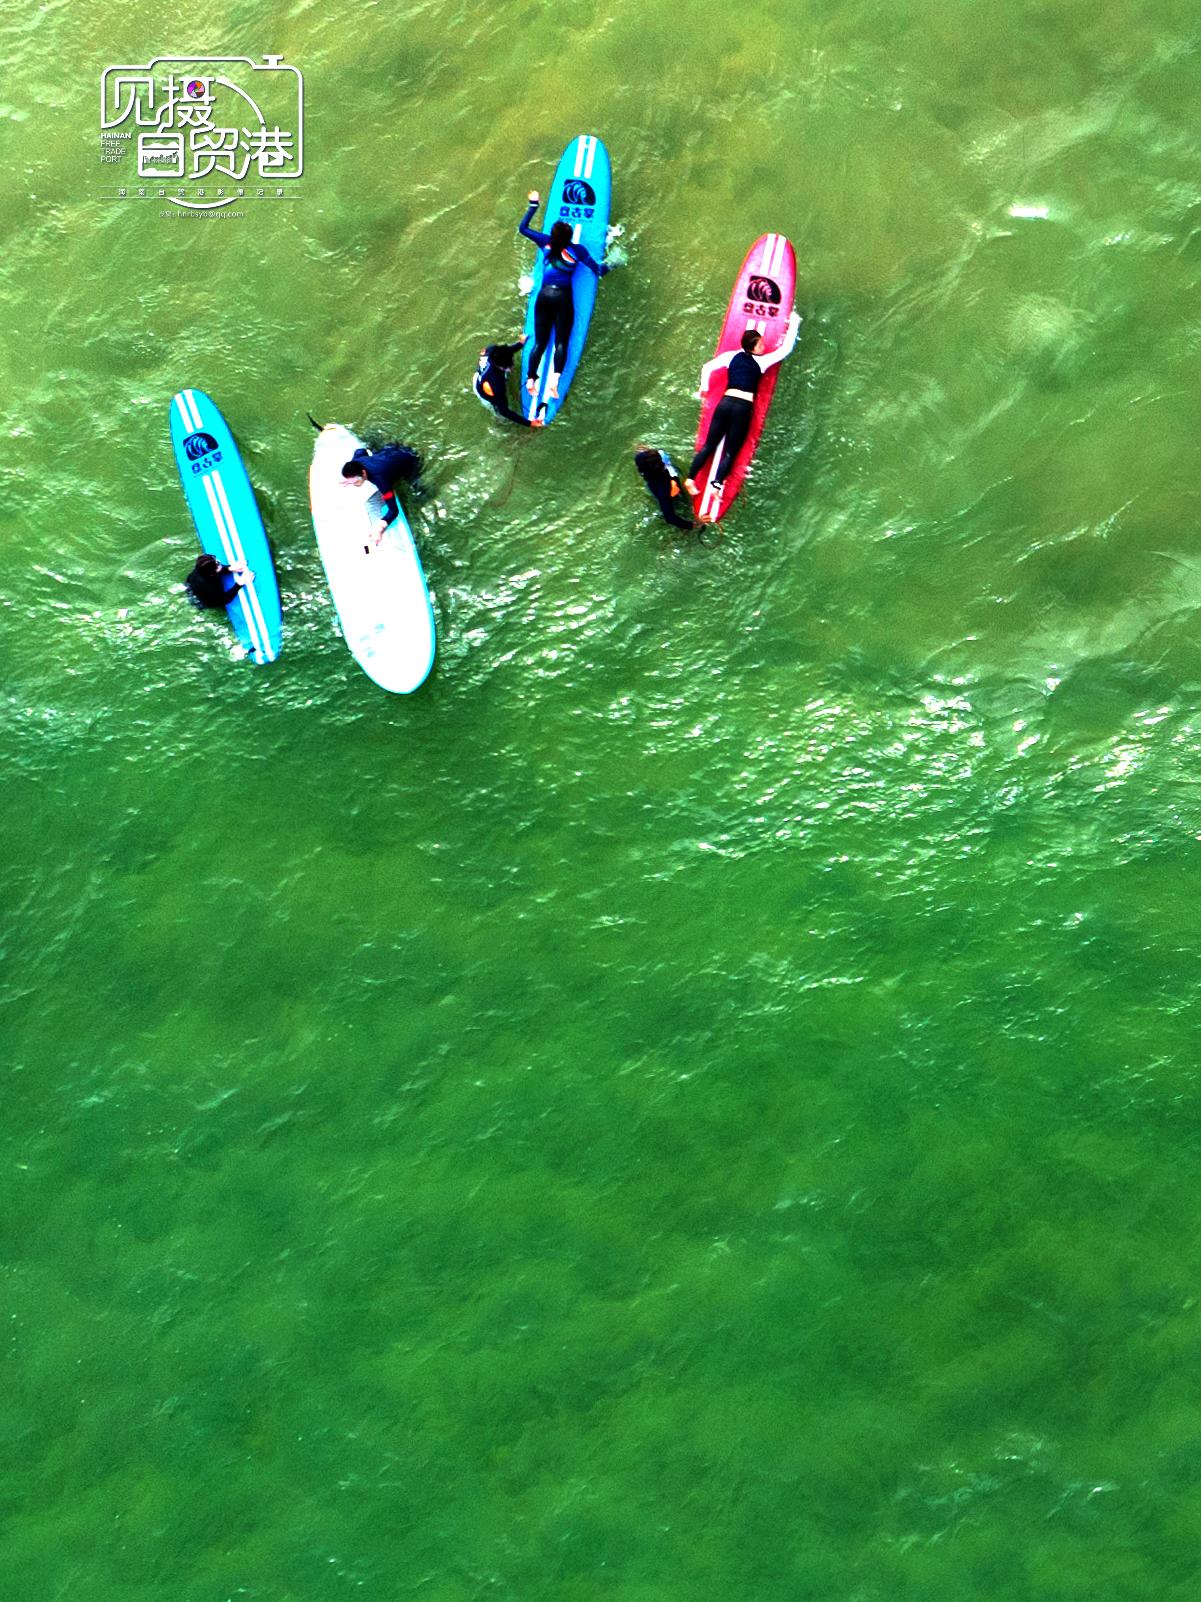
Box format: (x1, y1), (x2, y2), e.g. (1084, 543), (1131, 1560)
(5, 0), (1201, 1596)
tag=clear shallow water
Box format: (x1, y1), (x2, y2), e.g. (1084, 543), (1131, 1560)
(5, 2), (1201, 1598)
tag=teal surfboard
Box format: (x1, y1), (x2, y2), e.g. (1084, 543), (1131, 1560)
(169, 389), (283, 664)
(521, 134), (612, 424)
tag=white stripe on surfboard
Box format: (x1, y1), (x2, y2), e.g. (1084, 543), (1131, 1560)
(583, 136), (596, 179)
(184, 388), (203, 430)
(202, 471), (268, 664)
(173, 393), (193, 433)
(201, 472), (241, 575)
(573, 137), (585, 178)
(213, 470), (275, 664)
(212, 468), (276, 662)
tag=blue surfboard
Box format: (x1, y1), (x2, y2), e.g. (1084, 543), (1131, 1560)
(169, 389), (283, 665)
(521, 134), (612, 425)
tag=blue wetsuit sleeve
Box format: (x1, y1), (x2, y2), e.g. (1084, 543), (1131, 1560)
(378, 492), (400, 527)
(519, 204), (549, 247)
(572, 241), (607, 277)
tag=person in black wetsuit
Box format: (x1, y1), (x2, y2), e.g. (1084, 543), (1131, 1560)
(185, 552), (253, 608)
(341, 442), (423, 541)
(634, 445), (694, 531)
(473, 336), (544, 427)
(519, 189), (609, 402)
(684, 310), (801, 520)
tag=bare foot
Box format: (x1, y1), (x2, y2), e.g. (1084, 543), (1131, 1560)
(545, 375), (560, 400)
(526, 378), (537, 394)
(684, 478), (699, 496)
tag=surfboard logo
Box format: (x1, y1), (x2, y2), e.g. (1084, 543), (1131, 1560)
(184, 430), (220, 461)
(743, 275), (782, 318)
(559, 178), (595, 221)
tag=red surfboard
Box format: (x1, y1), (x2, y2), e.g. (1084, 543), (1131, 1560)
(691, 233), (797, 524)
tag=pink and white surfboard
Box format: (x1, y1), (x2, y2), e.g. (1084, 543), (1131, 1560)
(691, 233), (797, 524)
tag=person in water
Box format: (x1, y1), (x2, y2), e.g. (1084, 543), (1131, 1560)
(185, 552), (253, 609)
(519, 188), (609, 402)
(341, 442), (423, 540)
(684, 310), (802, 519)
(633, 444), (694, 531)
(474, 335), (544, 427)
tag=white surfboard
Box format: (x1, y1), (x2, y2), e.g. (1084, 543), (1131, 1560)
(308, 424), (436, 694)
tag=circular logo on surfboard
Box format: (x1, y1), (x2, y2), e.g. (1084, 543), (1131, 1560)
(562, 179), (595, 207)
(184, 430), (219, 460)
(746, 275), (781, 305)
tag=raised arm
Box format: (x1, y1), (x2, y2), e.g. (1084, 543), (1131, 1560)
(755, 310), (802, 371)
(518, 195), (549, 248)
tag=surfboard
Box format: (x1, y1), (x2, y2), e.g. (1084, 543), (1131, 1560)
(521, 133), (612, 424)
(308, 424), (436, 694)
(690, 234), (798, 524)
(169, 388), (283, 664)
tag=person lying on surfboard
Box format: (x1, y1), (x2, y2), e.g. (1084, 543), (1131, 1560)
(633, 445), (694, 531)
(684, 310), (802, 519)
(341, 443), (423, 542)
(185, 552), (254, 609)
(519, 189), (610, 402)
(474, 335), (544, 427)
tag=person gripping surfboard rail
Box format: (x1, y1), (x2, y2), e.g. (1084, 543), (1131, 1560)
(341, 443), (423, 546)
(474, 336), (544, 427)
(185, 552), (254, 610)
(519, 189), (610, 403)
(685, 310), (802, 521)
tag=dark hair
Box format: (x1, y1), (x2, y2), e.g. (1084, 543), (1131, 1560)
(740, 329), (762, 354)
(195, 553), (219, 573)
(341, 461), (365, 478)
(549, 220), (573, 250)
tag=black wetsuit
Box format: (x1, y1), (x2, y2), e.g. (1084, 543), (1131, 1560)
(635, 448), (693, 530)
(688, 351), (762, 487)
(351, 444), (422, 526)
(474, 343), (532, 426)
(518, 201), (607, 388)
(186, 558), (242, 609)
